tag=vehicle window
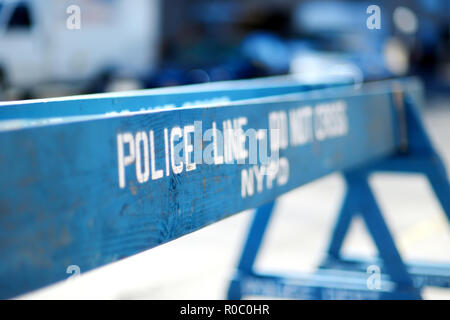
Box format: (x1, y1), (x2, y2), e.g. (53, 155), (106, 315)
(7, 3), (32, 30)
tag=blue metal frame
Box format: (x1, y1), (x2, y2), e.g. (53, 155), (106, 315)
(227, 90), (450, 300)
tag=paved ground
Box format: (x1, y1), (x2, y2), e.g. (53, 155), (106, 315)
(20, 97), (450, 300)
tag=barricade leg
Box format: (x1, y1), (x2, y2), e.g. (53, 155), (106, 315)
(320, 93), (450, 290)
(228, 201), (276, 299)
(227, 91), (447, 299)
(325, 185), (357, 259)
(346, 170), (420, 296)
(320, 163), (450, 289)
(228, 174), (422, 299)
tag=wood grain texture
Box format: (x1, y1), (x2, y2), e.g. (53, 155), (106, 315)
(0, 78), (422, 298)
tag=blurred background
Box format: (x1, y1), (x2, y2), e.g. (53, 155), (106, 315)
(0, 0), (449, 100)
(0, 0), (449, 299)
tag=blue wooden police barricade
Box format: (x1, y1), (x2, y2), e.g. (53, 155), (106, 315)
(228, 85), (450, 300)
(0, 76), (449, 299)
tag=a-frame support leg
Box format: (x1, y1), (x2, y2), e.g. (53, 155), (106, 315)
(227, 91), (449, 299)
(228, 201), (275, 299)
(228, 176), (422, 299)
(321, 94), (450, 289)
(323, 170), (421, 297)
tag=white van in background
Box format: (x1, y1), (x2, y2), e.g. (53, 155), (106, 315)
(0, 0), (160, 97)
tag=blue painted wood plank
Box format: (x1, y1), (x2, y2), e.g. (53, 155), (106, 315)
(0, 78), (412, 298)
(0, 75), (353, 120)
